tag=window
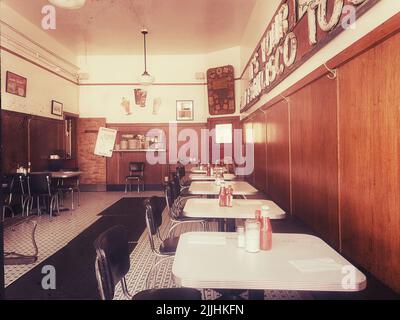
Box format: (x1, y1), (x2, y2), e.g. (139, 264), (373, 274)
(215, 123), (233, 144)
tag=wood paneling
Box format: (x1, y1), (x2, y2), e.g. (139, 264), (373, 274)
(266, 101), (290, 213)
(29, 117), (64, 171)
(1, 110), (65, 172)
(252, 111), (267, 194)
(290, 76), (339, 248)
(1, 110), (28, 173)
(240, 20), (400, 293)
(338, 32), (400, 293)
(106, 123), (208, 186)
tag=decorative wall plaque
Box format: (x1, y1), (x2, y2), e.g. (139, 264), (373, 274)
(207, 65), (236, 115)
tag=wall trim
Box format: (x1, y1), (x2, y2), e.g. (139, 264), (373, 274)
(1, 46), (79, 85)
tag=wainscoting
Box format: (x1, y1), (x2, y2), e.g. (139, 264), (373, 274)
(241, 26), (400, 293)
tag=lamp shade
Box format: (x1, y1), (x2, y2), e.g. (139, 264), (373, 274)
(139, 72), (155, 86)
(48, 0), (87, 9)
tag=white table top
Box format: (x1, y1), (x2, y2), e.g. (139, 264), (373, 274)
(188, 181), (258, 196)
(172, 232), (367, 292)
(183, 199), (286, 219)
(189, 173), (236, 181)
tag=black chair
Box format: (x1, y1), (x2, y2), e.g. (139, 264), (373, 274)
(125, 162), (145, 193)
(56, 170), (80, 210)
(3, 174), (30, 218)
(2, 175), (14, 221)
(27, 173), (59, 219)
(165, 182), (207, 237)
(94, 225), (201, 300)
(144, 196), (179, 256)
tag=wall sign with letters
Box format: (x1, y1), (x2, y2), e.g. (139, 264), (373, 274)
(240, 0), (379, 113)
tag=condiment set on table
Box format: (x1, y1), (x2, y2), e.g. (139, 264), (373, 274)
(237, 205), (273, 253)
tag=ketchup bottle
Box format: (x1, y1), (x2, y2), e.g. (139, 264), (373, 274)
(219, 186), (227, 207)
(226, 186), (233, 207)
(260, 215), (272, 251)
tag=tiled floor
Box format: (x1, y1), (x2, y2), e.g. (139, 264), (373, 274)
(4, 191), (307, 300)
(4, 191), (162, 287)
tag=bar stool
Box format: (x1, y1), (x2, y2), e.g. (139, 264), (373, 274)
(125, 162), (145, 193)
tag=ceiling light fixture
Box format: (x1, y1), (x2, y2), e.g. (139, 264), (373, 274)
(48, 0), (87, 10)
(138, 28), (155, 86)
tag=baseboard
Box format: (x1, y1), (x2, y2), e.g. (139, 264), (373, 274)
(80, 184), (107, 192)
(106, 184), (164, 192)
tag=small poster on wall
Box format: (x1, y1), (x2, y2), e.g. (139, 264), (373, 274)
(134, 89), (147, 107)
(6, 71), (27, 97)
(94, 127), (118, 158)
(176, 100), (194, 121)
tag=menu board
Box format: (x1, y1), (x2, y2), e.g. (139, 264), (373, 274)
(207, 65), (236, 115)
(94, 127), (117, 157)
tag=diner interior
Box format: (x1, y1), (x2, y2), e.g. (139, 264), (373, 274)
(0, 0), (399, 301)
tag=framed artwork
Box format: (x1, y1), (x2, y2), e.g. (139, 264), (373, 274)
(176, 100), (194, 121)
(6, 71), (27, 97)
(207, 65), (235, 115)
(51, 100), (63, 116)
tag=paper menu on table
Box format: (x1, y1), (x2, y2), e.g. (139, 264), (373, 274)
(289, 258), (344, 273)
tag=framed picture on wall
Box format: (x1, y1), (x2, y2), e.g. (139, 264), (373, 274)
(6, 71), (27, 97)
(51, 100), (63, 116)
(176, 100), (194, 121)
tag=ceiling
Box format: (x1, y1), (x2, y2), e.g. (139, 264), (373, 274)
(3, 0), (257, 55)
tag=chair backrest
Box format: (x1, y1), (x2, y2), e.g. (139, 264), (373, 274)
(171, 174), (181, 197)
(27, 173), (51, 196)
(164, 183), (177, 218)
(6, 174), (27, 196)
(129, 162), (144, 174)
(144, 197), (164, 252)
(176, 165), (186, 178)
(93, 225), (130, 300)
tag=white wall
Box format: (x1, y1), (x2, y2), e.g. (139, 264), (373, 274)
(1, 50), (79, 118)
(239, 0), (400, 118)
(0, 3), (79, 118)
(78, 46), (242, 123)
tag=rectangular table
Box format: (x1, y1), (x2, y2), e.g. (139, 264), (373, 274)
(188, 181), (258, 196)
(189, 173), (236, 181)
(51, 171), (82, 179)
(183, 198), (286, 220)
(172, 232), (367, 292)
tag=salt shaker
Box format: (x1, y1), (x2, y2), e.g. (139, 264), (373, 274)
(245, 219), (260, 253)
(237, 226), (245, 248)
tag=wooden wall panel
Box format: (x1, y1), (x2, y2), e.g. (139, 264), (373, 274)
(241, 120), (255, 186)
(290, 76), (339, 248)
(1, 110), (65, 173)
(338, 33), (400, 293)
(106, 123), (208, 186)
(29, 117), (64, 171)
(265, 101), (290, 213)
(1, 111), (28, 173)
(252, 111), (267, 194)
(77, 118), (107, 185)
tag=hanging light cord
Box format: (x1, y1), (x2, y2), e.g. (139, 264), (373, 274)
(142, 29), (148, 75)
